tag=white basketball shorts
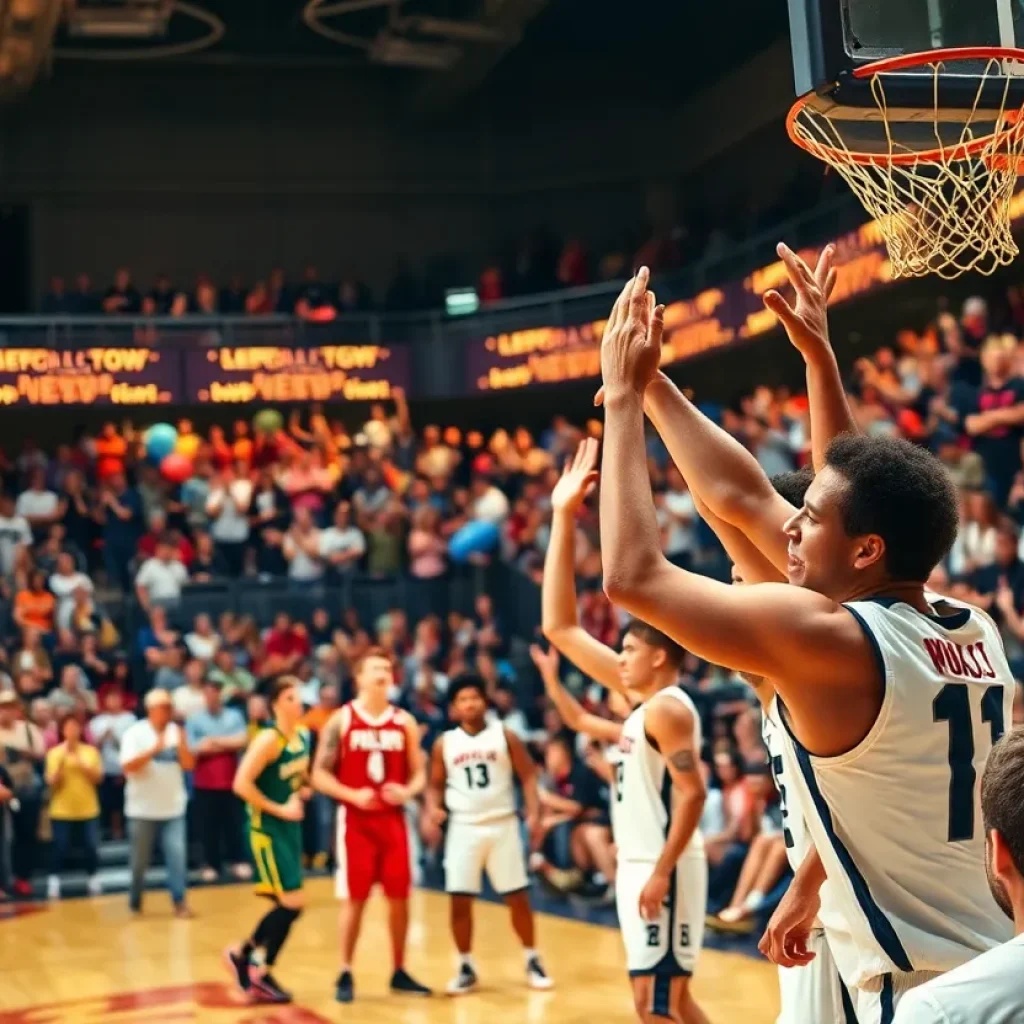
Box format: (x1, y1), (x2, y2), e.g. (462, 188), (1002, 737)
(444, 815), (528, 896)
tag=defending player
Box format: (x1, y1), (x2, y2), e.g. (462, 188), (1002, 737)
(423, 673), (554, 995)
(311, 648), (432, 1003)
(596, 262), (1015, 1021)
(226, 676), (310, 1005)
(542, 445), (709, 1024)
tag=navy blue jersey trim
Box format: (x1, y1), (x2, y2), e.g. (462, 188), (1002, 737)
(790, 742), (913, 972)
(843, 603), (887, 692)
(880, 974), (894, 1024)
(840, 973), (858, 1024)
(864, 596), (972, 630)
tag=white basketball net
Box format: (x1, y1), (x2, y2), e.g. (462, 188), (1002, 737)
(789, 57), (1024, 280)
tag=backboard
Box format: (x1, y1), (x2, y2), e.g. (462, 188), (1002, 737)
(789, 0), (1024, 111)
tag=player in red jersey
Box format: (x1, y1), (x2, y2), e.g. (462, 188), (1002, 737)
(311, 647), (432, 1003)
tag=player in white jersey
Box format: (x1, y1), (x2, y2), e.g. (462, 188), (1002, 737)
(423, 674), (553, 995)
(595, 256), (1014, 1021)
(541, 442), (709, 1024)
(893, 728), (1024, 1024)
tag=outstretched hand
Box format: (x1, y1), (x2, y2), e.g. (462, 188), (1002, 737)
(763, 243), (837, 359)
(529, 643), (560, 679)
(599, 266), (665, 399)
(551, 437), (600, 514)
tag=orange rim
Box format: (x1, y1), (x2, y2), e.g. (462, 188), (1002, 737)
(787, 45), (1024, 168)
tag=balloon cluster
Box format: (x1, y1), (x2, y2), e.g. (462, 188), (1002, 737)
(144, 423), (192, 483)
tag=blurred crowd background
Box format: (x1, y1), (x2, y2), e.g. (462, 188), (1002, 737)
(2, 271), (1024, 941)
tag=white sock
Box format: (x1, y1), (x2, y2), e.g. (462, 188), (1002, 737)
(459, 953), (475, 969)
(743, 890), (765, 912)
(523, 948), (538, 966)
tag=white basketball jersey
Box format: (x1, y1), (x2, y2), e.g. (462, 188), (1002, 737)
(605, 741), (626, 841)
(615, 686), (704, 862)
(442, 720), (516, 824)
(777, 596), (1015, 988)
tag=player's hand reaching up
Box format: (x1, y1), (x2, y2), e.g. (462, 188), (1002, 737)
(763, 243), (837, 360)
(550, 439), (599, 515)
(599, 266), (664, 400)
(529, 643), (560, 682)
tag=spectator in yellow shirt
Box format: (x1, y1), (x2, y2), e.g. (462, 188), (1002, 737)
(45, 715), (103, 900)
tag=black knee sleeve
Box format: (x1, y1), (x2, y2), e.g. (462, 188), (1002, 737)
(263, 905), (302, 966)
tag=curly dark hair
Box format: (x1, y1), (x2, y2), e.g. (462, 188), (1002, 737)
(825, 433), (958, 582)
(770, 466), (814, 508)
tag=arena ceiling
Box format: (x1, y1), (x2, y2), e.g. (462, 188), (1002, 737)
(51, 0), (790, 110)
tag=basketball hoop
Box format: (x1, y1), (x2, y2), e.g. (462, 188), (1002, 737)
(787, 47), (1024, 280)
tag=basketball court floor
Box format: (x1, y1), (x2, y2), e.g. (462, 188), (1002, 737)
(0, 879), (779, 1023)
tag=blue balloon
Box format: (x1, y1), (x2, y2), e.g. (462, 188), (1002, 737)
(449, 520), (500, 563)
(145, 423), (178, 463)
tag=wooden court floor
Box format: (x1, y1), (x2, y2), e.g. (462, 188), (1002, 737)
(0, 879), (779, 1023)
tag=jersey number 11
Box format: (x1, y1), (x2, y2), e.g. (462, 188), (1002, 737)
(933, 683), (1004, 843)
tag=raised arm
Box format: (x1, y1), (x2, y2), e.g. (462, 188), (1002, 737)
(530, 643), (623, 744)
(637, 694), (706, 921)
(762, 243), (856, 472)
(597, 271), (878, 753)
(541, 438), (626, 692)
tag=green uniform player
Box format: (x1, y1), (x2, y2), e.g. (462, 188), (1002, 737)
(226, 677), (309, 1006)
(247, 725), (310, 898)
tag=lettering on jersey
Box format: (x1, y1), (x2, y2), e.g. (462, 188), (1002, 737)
(348, 728), (406, 752)
(451, 751), (499, 767)
(922, 638), (997, 680)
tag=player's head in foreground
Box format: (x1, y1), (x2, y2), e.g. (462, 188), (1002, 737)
(618, 619), (685, 695)
(448, 673), (489, 731)
(270, 675), (303, 730)
(732, 467), (814, 586)
(981, 728), (1024, 924)
(783, 434), (958, 600)
(354, 647), (395, 703)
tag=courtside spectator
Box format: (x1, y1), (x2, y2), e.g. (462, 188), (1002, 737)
(103, 268), (142, 314)
(0, 494), (32, 579)
(185, 614), (220, 662)
(45, 714), (103, 899)
(14, 571), (56, 636)
(186, 680), (250, 883)
(172, 659), (208, 720)
(120, 689), (194, 917)
(283, 506), (324, 585)
(16, 469), (61, 543)
(96, 473), (144, 591)
(319, 501), (365, 577)
(0, 692), (45, 897)
(206, 462), (252, 576)
(50, 552), (93, 631)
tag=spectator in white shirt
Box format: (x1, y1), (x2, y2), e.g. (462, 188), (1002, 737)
(283, 506), (324, 583)
(0, 493), (33, 578)
(470, 474), (510, 526)
(119, 688), (194, 917)
(15, 468), (62, 541)
(90, 687), (137, 839)
(657, 466), (697, 570)
(50, 552), (93, 631)
(319, 501), (366, 576)
(894, 729), (1024, 1024)
(184, 613), (220, 663)
(205, 462), (252, 576)
(172, 659), (208, 721)
(135, 536), (189, 610)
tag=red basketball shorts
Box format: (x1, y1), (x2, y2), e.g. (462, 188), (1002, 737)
(334, 806), (411, 901)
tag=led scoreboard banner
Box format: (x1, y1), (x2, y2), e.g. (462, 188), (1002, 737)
(183, 344), (410, 404)
(467, 219), (895, 393)
(0, 348), (173, 406)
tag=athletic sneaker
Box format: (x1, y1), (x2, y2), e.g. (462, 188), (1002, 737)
(223, 946), (251, 996)
(446, 962), (479, 996)
(526, 956), (554, 990)
(390, 968), (433, 996)
(335, 970), (354, 1003)
(248, 967), (292, 1004)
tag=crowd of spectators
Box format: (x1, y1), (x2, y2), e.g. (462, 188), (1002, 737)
(3, 276), (1024, 931)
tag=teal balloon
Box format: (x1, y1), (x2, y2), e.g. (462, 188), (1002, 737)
(253, 408), (283, 434)
(145, 423), (178, 462)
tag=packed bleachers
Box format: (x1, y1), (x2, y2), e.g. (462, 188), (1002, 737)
(2, 274), (1024, 930)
